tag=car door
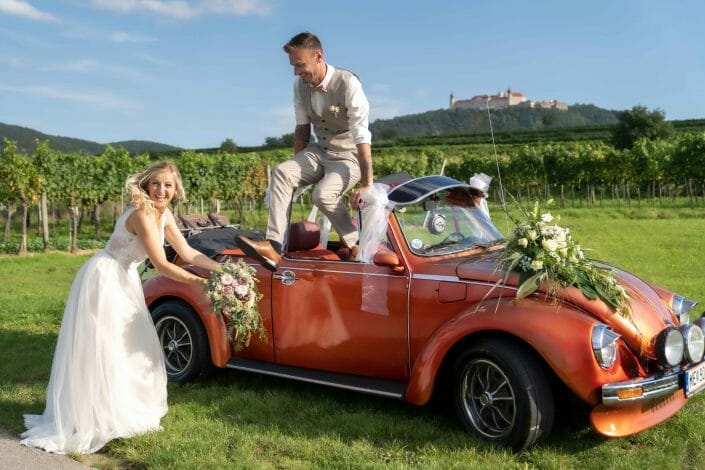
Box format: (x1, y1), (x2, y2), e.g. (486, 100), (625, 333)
(270, 253), (409, 380)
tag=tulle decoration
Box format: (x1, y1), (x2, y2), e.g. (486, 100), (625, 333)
(358, 183), (394, 262)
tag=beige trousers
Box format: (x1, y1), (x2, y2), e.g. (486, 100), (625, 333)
(267, 145), (361, 249)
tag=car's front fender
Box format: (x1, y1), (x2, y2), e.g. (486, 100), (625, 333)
(405, 297), (635, 406)
(143, 274), (232, 368)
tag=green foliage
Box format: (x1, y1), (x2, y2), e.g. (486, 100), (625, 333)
(263, 133), (294, 148)
(500, 200), (630, 314)
(370, 104), (619, 140)
(0, 138), (43, 206)
(219, 138), (238, 153)
(612, 106), (674, 150)
(0, 237), (107, 254)
(0, 122), (179, 155)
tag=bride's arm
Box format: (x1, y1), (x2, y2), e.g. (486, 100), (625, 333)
(162, 210), (221, 272)
(127, 208), (211, 287)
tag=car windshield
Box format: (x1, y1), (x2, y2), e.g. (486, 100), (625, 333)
(394, 187), (504, 256)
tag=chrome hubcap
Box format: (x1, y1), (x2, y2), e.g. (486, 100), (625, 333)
(461, 358), (517, 439)
(156, 315), (193, 376)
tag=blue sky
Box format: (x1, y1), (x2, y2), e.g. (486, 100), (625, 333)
(1, 1), (704, 148)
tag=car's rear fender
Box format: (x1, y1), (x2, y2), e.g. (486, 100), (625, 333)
(144, 275), (232, 368)
(405, 297), (637, 406)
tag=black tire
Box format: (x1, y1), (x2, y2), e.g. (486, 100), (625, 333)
(151, 301), (212, 384)
(452, 339), (554, 451)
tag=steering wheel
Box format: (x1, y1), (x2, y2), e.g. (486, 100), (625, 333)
(440, 232), (465, 245)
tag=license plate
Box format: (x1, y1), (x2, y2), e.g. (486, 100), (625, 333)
(685, 361), (705, 397)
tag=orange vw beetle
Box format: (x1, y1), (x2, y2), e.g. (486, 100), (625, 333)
(143, 175), (705, 450)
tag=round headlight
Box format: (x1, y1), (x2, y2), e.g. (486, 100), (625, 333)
(655, 327), (685, 367)
(681, 324), (705, 364)
(592, 324), (620, 369)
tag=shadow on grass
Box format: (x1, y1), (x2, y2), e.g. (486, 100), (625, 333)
(170, 367), (608, 456)
(1, 327), (610, 460)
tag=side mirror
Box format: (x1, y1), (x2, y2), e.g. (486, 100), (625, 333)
(373, 247), (405, 273)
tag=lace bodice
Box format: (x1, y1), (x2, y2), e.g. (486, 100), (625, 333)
(104, 208), (165, 269)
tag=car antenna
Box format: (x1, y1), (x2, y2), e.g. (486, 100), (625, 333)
(485, 97), (511, 233)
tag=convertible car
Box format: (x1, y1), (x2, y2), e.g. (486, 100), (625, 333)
(142, 175), (705, 450)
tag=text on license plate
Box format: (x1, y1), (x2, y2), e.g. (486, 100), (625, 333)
(685, 361), (705, 397)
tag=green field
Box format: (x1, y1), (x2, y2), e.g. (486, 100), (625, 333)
(1, 207), (705, 469)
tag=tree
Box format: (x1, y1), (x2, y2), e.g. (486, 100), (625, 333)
(611, 106), (673, 150)
(264, 133), (295, 149)
(0, 139), (43, 254)
(220, 138), (237, 154)
(33, 140), (60, 250)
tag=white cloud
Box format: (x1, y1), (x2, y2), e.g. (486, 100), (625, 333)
(135, 52), (173, 66)
(48, 59), (147, 81)
(0, 0), (58, 22)
(0, 82), (136, 109)
(90, 0), (272, 19)
(202, 0), (271, 16)
(111, 31), (158, 43)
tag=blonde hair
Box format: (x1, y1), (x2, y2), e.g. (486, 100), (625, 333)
(125, 161), (186, 213)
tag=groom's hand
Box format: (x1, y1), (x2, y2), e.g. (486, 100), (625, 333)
(350, 185), (371, 209)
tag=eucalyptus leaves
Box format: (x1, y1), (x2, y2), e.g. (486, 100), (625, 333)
(500, 201), (630, 316)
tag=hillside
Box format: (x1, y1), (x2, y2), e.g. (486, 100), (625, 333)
(369, 104), (619, 140)
(0, 122), (180, 155)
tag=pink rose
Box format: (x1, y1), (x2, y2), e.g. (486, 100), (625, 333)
(235, 284), (249, 299)
(220, 274), (234, 286)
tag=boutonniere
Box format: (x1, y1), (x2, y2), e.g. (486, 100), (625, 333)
(329, 105), (341, 118)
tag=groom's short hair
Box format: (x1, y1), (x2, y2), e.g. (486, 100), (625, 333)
(283, 32), (322, 54)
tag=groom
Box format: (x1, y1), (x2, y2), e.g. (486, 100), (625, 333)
(237, 32), (373, 271)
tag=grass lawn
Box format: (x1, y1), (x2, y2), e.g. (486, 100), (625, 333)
(2, 205), (705, 469)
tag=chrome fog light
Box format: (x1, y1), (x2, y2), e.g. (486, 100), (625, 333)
(681, 324), (705, 364)
(655, 327), (685, 368)
(592, 324), (620, 369)
(672, 294), (698, 325)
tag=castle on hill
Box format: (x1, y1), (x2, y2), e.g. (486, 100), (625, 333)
(450, 88), (568, 111)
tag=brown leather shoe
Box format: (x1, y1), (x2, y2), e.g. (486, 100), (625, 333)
(235, 236), (281, 272)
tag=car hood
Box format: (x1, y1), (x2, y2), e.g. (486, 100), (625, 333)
(456, 251), (677, 359)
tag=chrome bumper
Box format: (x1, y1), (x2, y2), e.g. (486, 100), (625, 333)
(602, 372), (680, 404)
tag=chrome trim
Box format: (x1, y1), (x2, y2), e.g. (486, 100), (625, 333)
(602, 373), (680, 404)
(226, 363), (404, 399)
(412, 273), (462, 282)
(411, 273), (519, 291)
(279, 266), (400, 278)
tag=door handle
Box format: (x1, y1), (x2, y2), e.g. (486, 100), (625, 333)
(273, 270), (297, 286)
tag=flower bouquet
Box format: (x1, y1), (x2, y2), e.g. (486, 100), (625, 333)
(499, 200), (630, 316)
(203, 257), (267, 350)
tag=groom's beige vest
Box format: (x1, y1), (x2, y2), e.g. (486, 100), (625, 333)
(297, 68), (358, 154)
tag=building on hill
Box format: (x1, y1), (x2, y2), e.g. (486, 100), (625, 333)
(450, 88), (568, 111)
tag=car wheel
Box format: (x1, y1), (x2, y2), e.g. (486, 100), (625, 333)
(151, 301), (212, 384)
(452, 339), (554, 451)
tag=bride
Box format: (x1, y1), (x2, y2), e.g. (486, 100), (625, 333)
(21, 161), (221, 454)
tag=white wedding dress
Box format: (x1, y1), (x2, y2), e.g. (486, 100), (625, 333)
(21, 208), (168, 454)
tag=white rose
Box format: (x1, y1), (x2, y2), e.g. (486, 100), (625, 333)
(527, 230), (538, 241)
(542, 239), (558, 252)
(517, 238), (528, 248)
(530, 260), (544, 270)
(541, 213), (554, 223)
